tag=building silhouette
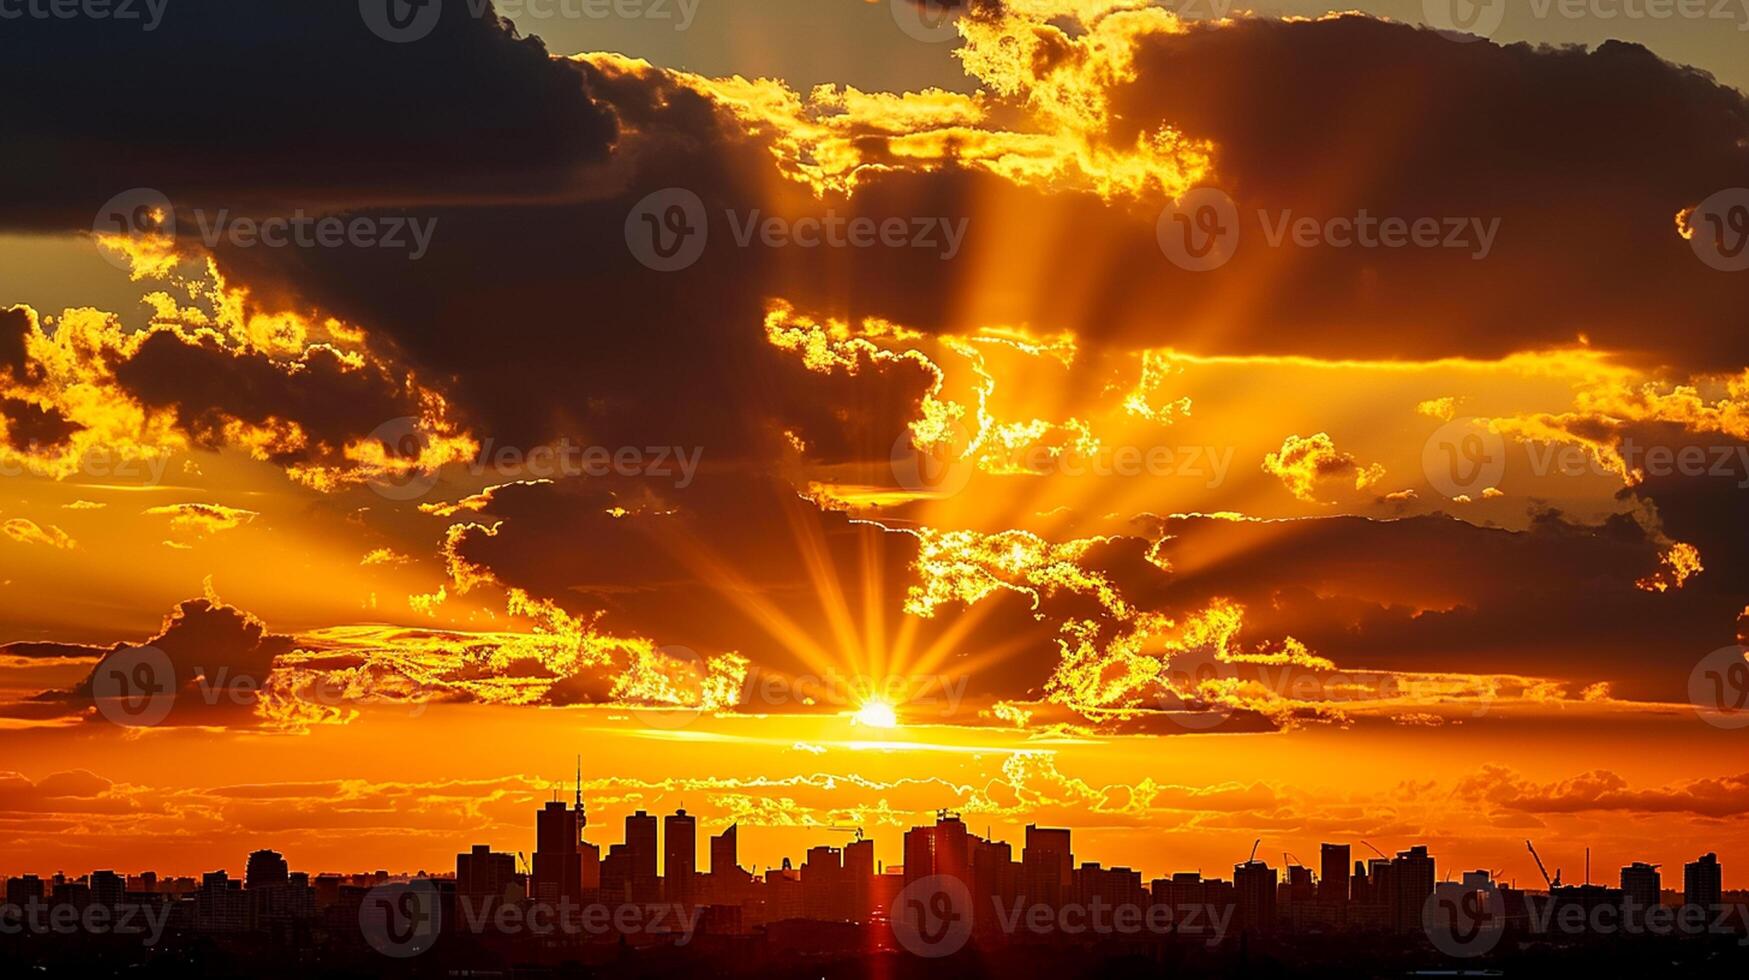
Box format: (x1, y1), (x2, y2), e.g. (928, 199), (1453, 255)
(1021, 824), (1073, 906)
(1685, 852), (1723, 910)
(711, 823), (738, 875)
(1621, 861), (1661, 912)
(626, 810), (659, 903)
(665, 808), (697, 904)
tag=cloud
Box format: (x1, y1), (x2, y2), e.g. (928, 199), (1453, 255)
(1458, 765), (1749, 818)
(1262, 432), (1385, 504)
(2, 518), (76, 550)
(0, 0), (617, 231)
(46, 597), (299, 727)
(143, 502), (259, 536)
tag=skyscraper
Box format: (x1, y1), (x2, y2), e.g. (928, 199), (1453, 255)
(1233, 860), (1278, 932)
(532, 765), (591, 905)
(1620, 861), (1661, 913)
(457, 844), (518, 912)
(903, 811), (970, 885)
(710, 823), (738, 875)
(1022, 824), (1073, 907)
(665, 808), (697, 903)
(626, 810), (659, 903)
(533, 801), (584, 904)
(1389, 846), (1435, 934)
(245, 849), (288, 889)
(1685, 852), (1722, 910)
(1319, 843), (1350, 905)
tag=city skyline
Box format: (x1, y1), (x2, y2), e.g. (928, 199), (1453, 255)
(4, 5), (1749, 974)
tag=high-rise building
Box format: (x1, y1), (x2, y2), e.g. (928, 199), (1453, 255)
(533, 801), (584, 904)
(89, 870), (124, 907)
(625, 810), (659, 902)
(1685, 852), (1722, 910)
(1021, 824), (1073, 907)
(844, 837), (875, 919)
(457, 845), (518, 912)
(4, 874), (42, 906)
(801, 844), (843, 921)
(1621, 862), (1661, 913)
(245, 849), (288, 889)
(1233, 860), (1278, 932)
(711, 823), (739, 875)
(1389, 846), (1435, 934)
(903, 811), (970, 885)
(1319, 844), (1350, 905)
(665, 809), (697, 903)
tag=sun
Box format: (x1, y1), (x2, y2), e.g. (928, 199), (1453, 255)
(852, 699), (899, 729)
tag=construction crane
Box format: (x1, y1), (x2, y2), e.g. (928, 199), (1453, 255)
(1526, 839), (1561, 889)
(1360, 840), (1386, 859)
(826, 825), (866, 842)
(1246, 838), (1261, 864)
(515, 851), (531, 875)
(1283, 851), (1305, 868)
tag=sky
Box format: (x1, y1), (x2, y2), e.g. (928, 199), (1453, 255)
(1, 0), (1748, 888)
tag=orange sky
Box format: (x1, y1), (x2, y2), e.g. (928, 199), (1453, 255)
(2, 0), (1748, 888)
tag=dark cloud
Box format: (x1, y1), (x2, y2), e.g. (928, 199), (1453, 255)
(0, 396), (82, 451)
(0, 0), (617, 229)
(36, 598), (297, 727)
(1141, 506), (1735, 701)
